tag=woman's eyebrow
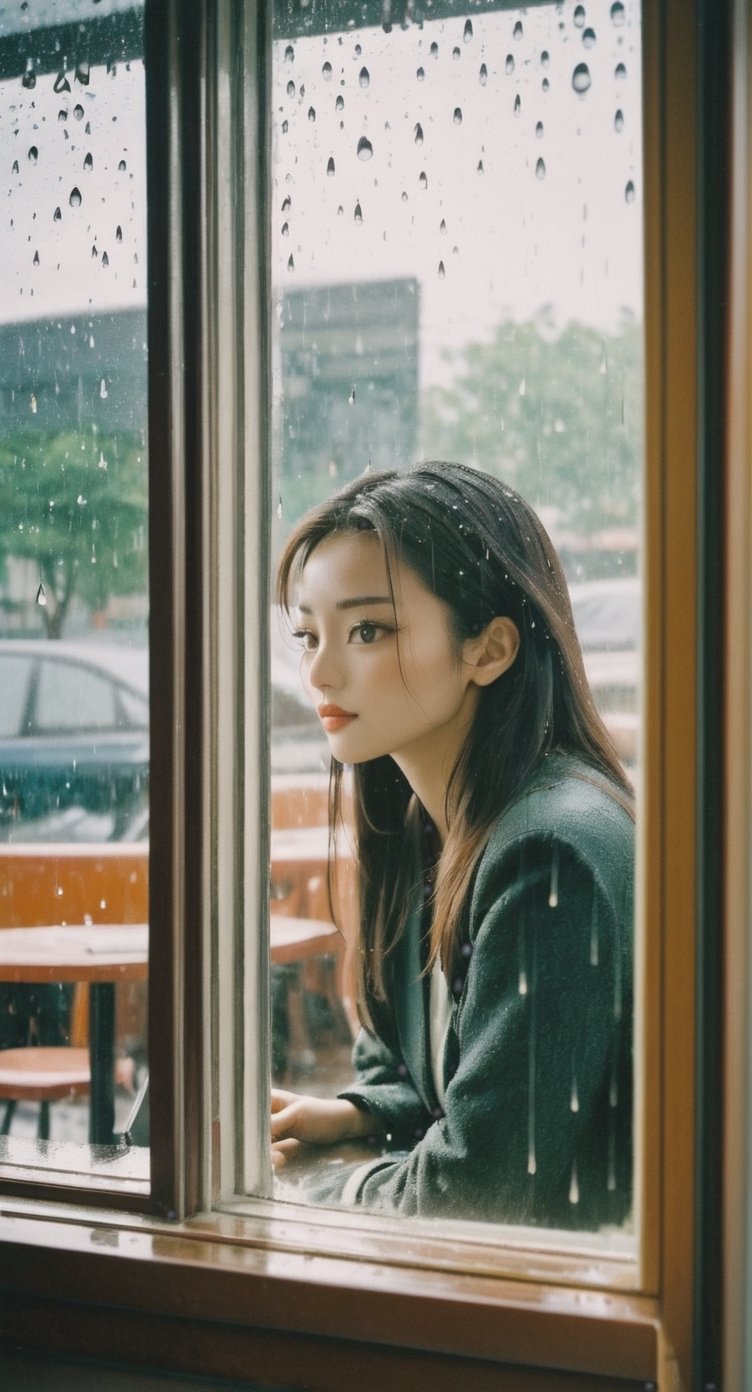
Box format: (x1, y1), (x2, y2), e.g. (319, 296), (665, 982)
(297, 595), (393, 613)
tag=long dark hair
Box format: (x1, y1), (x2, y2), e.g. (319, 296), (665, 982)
(277, 462), (633, 1029)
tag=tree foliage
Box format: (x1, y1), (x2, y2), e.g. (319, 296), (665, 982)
(421, 313), (643, 543)
(0, 430), (147, 638)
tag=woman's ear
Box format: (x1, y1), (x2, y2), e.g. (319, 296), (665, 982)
(464, 616), (520, 687)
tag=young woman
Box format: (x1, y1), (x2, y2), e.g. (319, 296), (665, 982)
(272, 462), (634, 1230)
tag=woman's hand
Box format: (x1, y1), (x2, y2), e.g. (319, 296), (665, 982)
(271, 1088), (377, 1147)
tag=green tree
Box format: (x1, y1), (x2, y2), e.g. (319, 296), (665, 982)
(0, 430), (148, 638)
(421, 313), (643, 542)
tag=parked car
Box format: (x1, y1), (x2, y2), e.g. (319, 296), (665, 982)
(569, 576), (641, 768)
(0, 639), (149, 842)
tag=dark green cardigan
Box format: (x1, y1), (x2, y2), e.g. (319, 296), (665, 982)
(309, 753), (634, 1231)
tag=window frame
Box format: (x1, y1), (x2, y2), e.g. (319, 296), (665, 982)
(0, 0), (731, 1385)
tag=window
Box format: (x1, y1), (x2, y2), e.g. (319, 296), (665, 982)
(0, 0), (737, 1387)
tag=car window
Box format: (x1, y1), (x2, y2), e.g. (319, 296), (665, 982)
(0, 655), (33, 737)
(34, 659), (117, 733)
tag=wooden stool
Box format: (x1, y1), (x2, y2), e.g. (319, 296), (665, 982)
(0, 1046), (90, 1141)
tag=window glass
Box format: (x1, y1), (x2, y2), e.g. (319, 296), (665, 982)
(0, 0), (148, 1181)
(0, 654), (33, 736)
(266, 0), (642, 1246)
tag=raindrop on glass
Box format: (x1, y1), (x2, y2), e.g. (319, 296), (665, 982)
(615, 61), (627, 80)
(116, 224), (123, 242)
(430, 41), (439, 58)
(438, 260), (446, 279)
(101, 251), (109, 267)
(348, 385), (356, 404)
(54, 71), (70, 94)
(541, 49), (550, 67)
(77, 494), (87, 506)
(73, 103), (84, 120)
(513, 19), (523, 39)
(53, 206), (61, 221)
(419, 170), (428, 189)
(322, 61), (332, 79)
(542, 76), (550, 92)
(22, 61), (36, 90)
(357, 136), (373, 160)
(535, 120), (544, 138)
(479, 63), (488, 85)
(281, 221), (289, 237)
(477, 158), (484, 174)
(416, 65), (425, 81)
(287, 254), (294, 271)
(28, 145), (38, 163)
(519, 375), (527, 397)
(568, 1163), (579, 1205)
(83, 152), (93, 171)
(326, 156), (335, 175)
(99, 378), (108, 399)
(282, 195), (291, 212)
(335, 94), (344, 112)
(514, 93), (521, 116)
(118, 158), (127, 171)
(57, 109), (67, 122)
(572, 63), (592, 94)
(354, 200), (363, 223)
(281, 119), (289, 134)
(610, 0), (626, 24)
(625, 180), (636, 203)
(614, 108), (624, 132)
(308, 105), (316, 122)
(11, 159), (19, 173)
(276, 495), (284, 520)
(76, 61), (90, 85)
(573, 4), (586, 27)
(570, 1078), (580, 1113)
(30, 394), (37, 414)
(463, 18), (473, 42)
(414, 122), (424, 146)
(98, 451), (108, 470)
(439, 218), (447, 234)
(518, 969), (528, 996)
(535, 157), (546, 180)
(69, 186), (82, 207)
(359, 66), (370, 89)
(452, 46), (460, 60)
(583, 27), (596, 48)
(505, 53), (515, 74)
(453, 107), (462, 125)
(284, 43), (294, 63)
(36, 582), (47, 607)
(32, 250), (40, 266)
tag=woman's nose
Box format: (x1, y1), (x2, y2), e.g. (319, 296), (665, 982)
(306, 640), (341, 693)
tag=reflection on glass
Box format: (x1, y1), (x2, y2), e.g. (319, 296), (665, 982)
(268, 0), (642, 1240)
(0, 2), (148, 1173)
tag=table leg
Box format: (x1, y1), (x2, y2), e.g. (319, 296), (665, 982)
(88, 982), (115, 1145)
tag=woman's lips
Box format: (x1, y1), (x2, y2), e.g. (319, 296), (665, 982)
(317, 703), (357, 732)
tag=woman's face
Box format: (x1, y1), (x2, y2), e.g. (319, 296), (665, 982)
(293, 531), (482, 779)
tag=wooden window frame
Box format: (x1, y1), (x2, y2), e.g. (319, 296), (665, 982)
(1, 0), (737, 1386)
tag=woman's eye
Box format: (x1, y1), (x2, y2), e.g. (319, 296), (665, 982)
(292, 629), (317, 651)
(351, 621), (384, 644)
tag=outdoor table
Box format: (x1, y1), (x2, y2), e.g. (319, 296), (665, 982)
(0, 923), (147, 1146)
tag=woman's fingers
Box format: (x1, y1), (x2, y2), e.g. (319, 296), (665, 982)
(271, 1138), (301, 1170)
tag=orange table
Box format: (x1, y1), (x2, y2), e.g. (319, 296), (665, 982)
(0, 924), (147, 1146)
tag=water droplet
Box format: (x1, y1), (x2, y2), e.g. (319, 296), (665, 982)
(285, 43), (294, 62)
(615, 61), (627, 80)
(335, 94), (344, 112)
(614, 108), (624, 132)
(282, 195), (291, 212)
(101, 251), (109, 267)
(479, 63), (488, 85)
(116, 224), (123, 242)
(281, 221), (290, 238)
(57, 108), (67, 123)
(518, 969), (528, 996)
(83, 152), (93, 172)
(419, 170), (428, 189)
(36, 582), (47, 607)
(519, 375), (527, 397)
(416, 65), (425, 81)
(53, 206), (62, 222)
(91, 243), (98, 258)
(276, 495), (283, 520)
(69, 187), (82, 207)
(430, 41), (439, 58)
(572, 63), (592, 94)
(535, 120), (544, 139)
(308, 105), (316, 122)
(574, 4), (586, 27)
(354, 201), (363, 224)
(99, 378), (108, 400)
(32, 250), (40, 266)
(414, 122), (423, 145)
(514, 93), (521, 116)
(287, 254), (294, 271)
(401, 190), (408, 202)
(76, 60), (90, 85)
(535, 157), (546, 180)
(542, 77), (550, 93)
(73, 103), (84, 120)
(439, 218), (447, 234)
(453, 107), (462, 125)
(505, 53), (515, 75)
(30, 394), (37, 413)
(583, 27), (596, 48)
(322, 60), (332, 80)
(326, 156), (335, 176)
(28, 145), (38, 163)
(438, 260), (446, 279)
(541, 50), (550, 68)
(348, 385), (356, 404)
(98, 451), (108, 470)
(477, 159), (484, 174)
(452, 46), (460, 61)
(625, 179), (636, 203)
(11, 159), (19, 174)
(357, 136), (373, 160)
(359, 66), (370, 89)
(22, 62), (36, 90)
(513, 19), (523, 40)
(54, 71), (70, 94)
(463, 18), (473, 42)
(570, 1078), (580, 1112)
(77, 494), (87, 506)
(611, 0), (626, 24)
(568, 1163), (579, 1204)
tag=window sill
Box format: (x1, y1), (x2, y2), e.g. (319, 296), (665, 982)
(1, 1195), (661, 1387)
